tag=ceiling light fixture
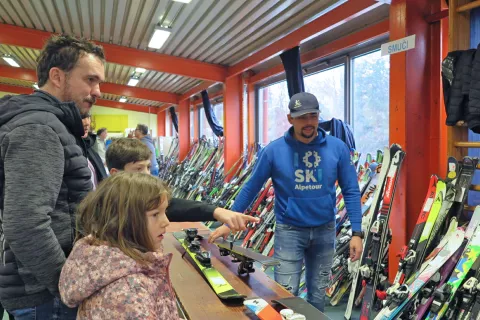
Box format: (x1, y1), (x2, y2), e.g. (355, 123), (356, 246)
(119, 96), (127, 103)
(135, 67), (147, 73)
(2, 55), (20, 68)
(173, 0), (192, 3)
(127, 76), (140, 87)
(148, 26), (171, 49)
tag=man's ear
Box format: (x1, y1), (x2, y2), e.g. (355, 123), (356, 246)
(287, 114), (293, 125)
(109, 168), (119, 175)
(48, 67), (66, 89)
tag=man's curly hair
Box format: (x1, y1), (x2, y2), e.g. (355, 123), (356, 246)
(36, 34), (105, 87)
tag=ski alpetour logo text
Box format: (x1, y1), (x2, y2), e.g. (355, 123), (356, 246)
(294, 151), (322, 191)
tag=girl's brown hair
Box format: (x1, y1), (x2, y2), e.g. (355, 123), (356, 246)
(76, 172), (171, 262)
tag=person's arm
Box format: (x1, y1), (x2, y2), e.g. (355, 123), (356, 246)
(230, 149), (272, 213)
(2, 124), (66, 296)
(166, 198), (217, 222)
(337, 144), (362, 232)
(167, 198), (260, 232)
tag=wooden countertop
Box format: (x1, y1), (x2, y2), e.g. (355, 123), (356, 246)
(164, 222), (292, 320)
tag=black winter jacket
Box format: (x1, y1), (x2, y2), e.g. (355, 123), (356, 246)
(83, 133), (108, 183)
(468, 44), (480, 133)
(0, 91), (91, 310)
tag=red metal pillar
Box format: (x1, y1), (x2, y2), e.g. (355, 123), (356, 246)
(224, 75), (243, 178)
(389, 0), (441, 282)
(178, 100), (190, 161)
(157, 111), (166, 136)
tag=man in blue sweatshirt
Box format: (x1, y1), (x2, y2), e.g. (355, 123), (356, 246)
(209, 92), (363, 312)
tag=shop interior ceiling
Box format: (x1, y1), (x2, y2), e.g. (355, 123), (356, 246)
(0, 0), (389, 110)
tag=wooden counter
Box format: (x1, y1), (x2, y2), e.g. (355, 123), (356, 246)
(164, 222), (292, 320)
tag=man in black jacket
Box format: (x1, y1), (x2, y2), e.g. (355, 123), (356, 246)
(82, 114), (108, 188)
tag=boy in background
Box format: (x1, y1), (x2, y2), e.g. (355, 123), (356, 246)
(106, 138), (258, 230)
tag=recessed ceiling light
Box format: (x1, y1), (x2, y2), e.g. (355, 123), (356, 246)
(135, 67), (147, 73)
(173, 0), (192, 3)
(127, 77), (140, 87)
(148, 27), (171, 49)
(2, 55), (20, 68)
(119, 96), (127, 103)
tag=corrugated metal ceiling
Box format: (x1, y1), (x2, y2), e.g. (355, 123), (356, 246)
(0, 44), (199, 94)
(0, 0), (341, 65)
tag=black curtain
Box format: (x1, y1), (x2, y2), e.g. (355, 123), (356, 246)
(280, 46), (305, 98)
(169, 107), (178, 133)
(201, 90), (224, 137)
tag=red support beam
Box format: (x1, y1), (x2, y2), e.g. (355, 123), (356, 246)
(0, 24), (227, 83)
(0, 65), (179, 104)
(157, 111), (166, 137)
(0, 84), (32, 95)
(389, 0), (440, 283)
(224, 75), (243, 179)
(179, 81), (216, 102)
(178, 100), (190, 161)
(228, 0), (383, 78)
(191, 90), (224, 106)
(0, 83), (157, 114)
(249, 20), (390, 84)
(425, 8), (449, 23)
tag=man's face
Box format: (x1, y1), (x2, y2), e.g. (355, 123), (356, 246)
(81, 117), (91, 139)
(123, 160), (151, 174)
(100, 130), (108, 140)
(288, 112), (319, 139)
(134, 128), (142, 139)
(61, 53), (105, 116)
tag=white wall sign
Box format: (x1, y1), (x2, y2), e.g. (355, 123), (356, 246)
(381, 35), (416, 56)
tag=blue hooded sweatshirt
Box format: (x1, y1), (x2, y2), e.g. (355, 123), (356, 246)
(231, 127), (362, 231)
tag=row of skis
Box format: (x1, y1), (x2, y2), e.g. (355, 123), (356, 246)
(159, 139), (480, 320)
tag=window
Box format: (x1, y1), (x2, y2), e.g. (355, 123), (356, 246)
(305, 64), (345, 121)
(256, 46), (390, 158)
(199, 102), (223, 141)
(257, 80), (290, 145)
(352, 50), (390, 156)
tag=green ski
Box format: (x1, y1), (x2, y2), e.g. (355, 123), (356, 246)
(173, 228), (245, 301)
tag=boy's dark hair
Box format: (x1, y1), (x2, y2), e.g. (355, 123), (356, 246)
(136, 124), (149, 135)
(106, 138), (152, 171)
(97, 127), (107, 136)
(36, 34), (105, 87)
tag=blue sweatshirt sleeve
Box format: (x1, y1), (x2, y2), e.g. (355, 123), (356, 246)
(231, 149), (272, 213)
(337, 144), (362, 232)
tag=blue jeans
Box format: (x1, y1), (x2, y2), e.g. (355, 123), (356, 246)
(274, 221), (336, 312)
(8, 297), (77, 320)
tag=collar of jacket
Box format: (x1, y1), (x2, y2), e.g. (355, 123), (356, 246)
(33, 90), (85, 138)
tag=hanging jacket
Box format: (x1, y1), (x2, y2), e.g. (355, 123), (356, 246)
(443, 50), (476, 125)
(59, 237), (179, 320)
(318, 118), (356, 150)
(0, 90), (91, 310)
(84, 133), (108, 183)
(468, 44), (480, 133)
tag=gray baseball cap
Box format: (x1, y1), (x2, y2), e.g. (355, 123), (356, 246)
(288, 92), (320, 118)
